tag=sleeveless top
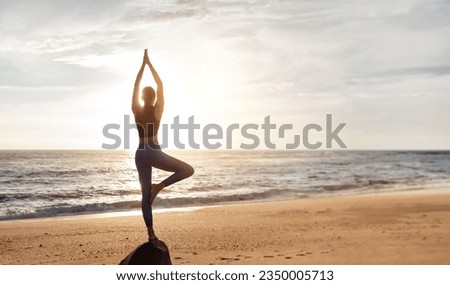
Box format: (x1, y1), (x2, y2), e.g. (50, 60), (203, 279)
(134, 107), (160, 138)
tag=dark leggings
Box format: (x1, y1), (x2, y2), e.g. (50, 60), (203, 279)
(135, 142), (194, 228)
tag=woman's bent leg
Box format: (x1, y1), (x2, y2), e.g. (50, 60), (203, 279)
(152, 150), (194, 188)
(150, 150), (194, 204)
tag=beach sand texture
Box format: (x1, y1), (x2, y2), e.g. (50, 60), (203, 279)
(1, 191), (449, 265)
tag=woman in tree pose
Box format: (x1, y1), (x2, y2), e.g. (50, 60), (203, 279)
(132, 49), (194, 241)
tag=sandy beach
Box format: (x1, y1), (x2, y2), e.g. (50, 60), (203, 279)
(1, 190), (450, 265)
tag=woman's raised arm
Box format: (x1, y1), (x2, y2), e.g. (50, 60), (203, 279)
(132, 49), (148, 114)
(145, 53), (164, 120)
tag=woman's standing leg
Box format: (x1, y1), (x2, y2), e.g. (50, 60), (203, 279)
(135, 149), (156, 240)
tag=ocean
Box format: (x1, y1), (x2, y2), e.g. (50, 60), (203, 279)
(0, 150), (449, 221)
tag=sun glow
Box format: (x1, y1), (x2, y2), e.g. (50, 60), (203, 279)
(90, 51), (239, 150)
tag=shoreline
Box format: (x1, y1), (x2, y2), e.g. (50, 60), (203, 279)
(1, 187), (450, 265)
(1, 183), (448, 224)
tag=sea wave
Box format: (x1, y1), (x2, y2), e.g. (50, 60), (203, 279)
(0, 202), (134, 221)
(0, 188), (292, 221)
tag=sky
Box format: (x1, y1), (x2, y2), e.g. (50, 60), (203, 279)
(0, 0), (449, 150)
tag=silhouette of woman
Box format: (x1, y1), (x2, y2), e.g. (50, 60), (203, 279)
(133, 49), (194, 241)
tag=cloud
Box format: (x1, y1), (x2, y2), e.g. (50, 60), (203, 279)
(0, 0), (126, 34)
(120, 4), (208, 24)
(349, 65), (450, 87)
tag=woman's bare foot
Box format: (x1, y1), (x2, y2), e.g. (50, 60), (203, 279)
(150, 183), (164, 205)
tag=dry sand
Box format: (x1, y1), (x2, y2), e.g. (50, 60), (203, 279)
(1, 190), (450, 265)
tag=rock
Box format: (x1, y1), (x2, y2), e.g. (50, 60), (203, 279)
(119, 240), (172, 265)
